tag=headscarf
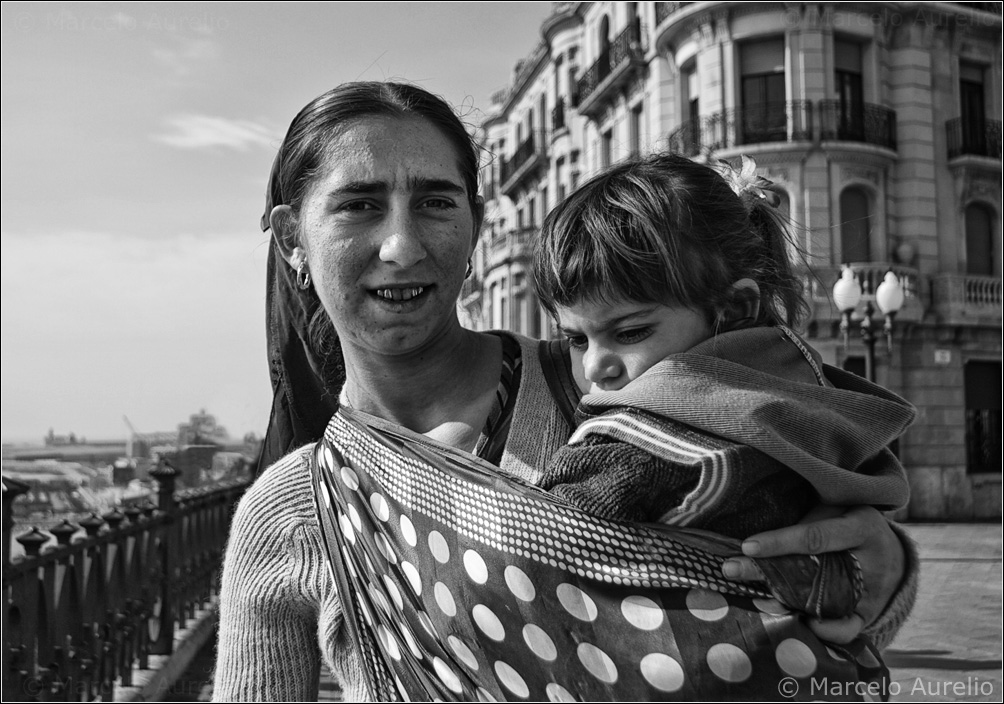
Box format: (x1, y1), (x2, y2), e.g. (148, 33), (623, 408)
(256, 194), (343, 476)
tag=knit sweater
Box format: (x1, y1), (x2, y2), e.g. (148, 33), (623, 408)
(213, 332), (920, 701)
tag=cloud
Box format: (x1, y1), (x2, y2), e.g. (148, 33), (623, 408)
(152, 35), (219, 77)
(153, 114), (278, 151)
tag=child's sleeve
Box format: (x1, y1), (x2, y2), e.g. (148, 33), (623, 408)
(539, 434), (703, 522)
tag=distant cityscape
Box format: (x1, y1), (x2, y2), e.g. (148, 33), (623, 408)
(3, 409), (262, 557)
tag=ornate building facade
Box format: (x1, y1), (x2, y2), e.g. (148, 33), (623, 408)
(461, 1), (1002, 519)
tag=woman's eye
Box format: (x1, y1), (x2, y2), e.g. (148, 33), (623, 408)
(420, 197), (457, 210)
(617, 327), (653, 344)
(339, 200), (378, 213)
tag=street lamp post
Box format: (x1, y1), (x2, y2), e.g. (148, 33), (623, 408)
(832, 266), (905, 383)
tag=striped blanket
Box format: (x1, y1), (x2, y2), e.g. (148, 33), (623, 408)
(310, 407), (890, 701)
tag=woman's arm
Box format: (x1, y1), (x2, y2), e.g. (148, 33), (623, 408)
(213, 452), (326, 702)
(723, 505), (917, 649)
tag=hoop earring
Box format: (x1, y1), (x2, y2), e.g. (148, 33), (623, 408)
(296, 261), (312, 290)
(465, 259), (473, 280)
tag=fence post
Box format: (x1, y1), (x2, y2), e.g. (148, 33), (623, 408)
(3, 478), (31, 703)
(149, 460), (179, 655)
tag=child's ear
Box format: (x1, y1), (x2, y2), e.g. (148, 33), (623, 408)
(719, 278), (761, 329)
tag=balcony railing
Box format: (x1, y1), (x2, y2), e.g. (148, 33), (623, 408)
(551, 96), (567, 133)
(655, 1), (692, 25)
(500, 135), (546, 196)
(931, 273), (1003, 325)
(576, 22), (646, 114)
(804, 263), (925, 324)
(946, 117), (1003, 160)
(819, 100), (897, 150)
(667, 101), (813, 156)
(488, 227), (535, 268)
(3, 468), (249, 702)
(956, 2), (1004, 14)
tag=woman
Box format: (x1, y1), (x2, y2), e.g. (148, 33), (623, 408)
(214, 82), (916, 701)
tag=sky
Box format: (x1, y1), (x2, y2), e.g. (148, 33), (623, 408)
(1, 1), (553, 444)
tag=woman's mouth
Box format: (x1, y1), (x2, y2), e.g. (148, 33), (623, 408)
(374, 286), (426, 302)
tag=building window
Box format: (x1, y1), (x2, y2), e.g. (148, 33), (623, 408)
(740, 38), (786, 144)
(839, 187), (871, 263)
(629, 103), (643, 156)
(499, 277), (508, 330)
(528, 197), (536, 227)
(835, 39), (864, 140)
(601, 129), (613, 168)
(965, 203), (997, 276)
(486, 283), (495, 328)
(960, 62), (988, 153)
(965, 361), (1002, 474)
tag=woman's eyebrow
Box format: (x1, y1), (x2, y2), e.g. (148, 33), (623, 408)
(407, 176), (466, 194)
(328, 177), (465, 196)
(329, 180), (388, 196)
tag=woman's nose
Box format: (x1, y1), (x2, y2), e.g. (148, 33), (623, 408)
(583, 347), (623, 390)
(378, 217), (427, 268)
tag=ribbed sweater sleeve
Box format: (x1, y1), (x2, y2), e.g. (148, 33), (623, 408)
(213, 447), (370, 702)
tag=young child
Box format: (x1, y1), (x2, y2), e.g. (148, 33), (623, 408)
(532, 153), (914, 617)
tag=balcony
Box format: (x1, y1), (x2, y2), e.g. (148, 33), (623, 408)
(946, 117), (1002, 161)
(3, 468), (248, 702)
(576, 22), (647, 118)
(667, 101), (813, 157)
(500, 134), (547, 198)
(488, 227), (535, 269)
(819, 101), (897, 151)
(931, 273), (1003, 326)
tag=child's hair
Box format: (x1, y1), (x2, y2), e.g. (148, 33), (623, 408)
(532, 152), (809, 332)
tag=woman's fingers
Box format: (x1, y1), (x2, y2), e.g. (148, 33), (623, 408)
(722, 505), (906, 631)
(740, 505), (873, 557)
(807, 614), (866, 645)
(721, 556), (761, 581)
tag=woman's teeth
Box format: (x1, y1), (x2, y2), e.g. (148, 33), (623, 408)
(376, 287), (425, 301)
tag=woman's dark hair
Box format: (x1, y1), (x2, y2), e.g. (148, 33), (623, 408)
(532, 152), (809, 332)
(262, 82), (481, 387)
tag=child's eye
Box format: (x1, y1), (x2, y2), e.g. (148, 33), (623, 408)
(616, 327), (653, 344)
(564, 334), (588, 351)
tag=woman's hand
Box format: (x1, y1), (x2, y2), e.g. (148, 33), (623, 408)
(722, 505), (905, 643)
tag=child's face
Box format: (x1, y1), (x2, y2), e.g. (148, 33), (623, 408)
(556, 297), (713, 393)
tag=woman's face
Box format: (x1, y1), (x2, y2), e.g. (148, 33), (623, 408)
(286, 116), (481, 358)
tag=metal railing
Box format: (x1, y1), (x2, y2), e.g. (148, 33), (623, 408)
(655, 1), (692, 25)
(3, 468), (249, 702)
(576, 21), (646, 105)
(956, 2), (1003, 14)
(667, 101), (813, 156)
(818, 100), (897, 150)
(488, 227), (536, 267)
(946, 117), (1003, 160)
(500, 134), (541, 188)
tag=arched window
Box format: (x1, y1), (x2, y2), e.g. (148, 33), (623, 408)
(840, 187), (871, 263)
(965, 202), (996, 276)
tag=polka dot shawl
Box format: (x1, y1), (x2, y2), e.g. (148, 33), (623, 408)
(309, 407), (891, 701)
